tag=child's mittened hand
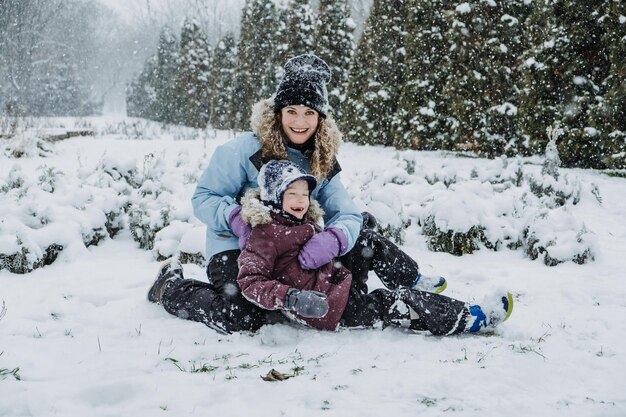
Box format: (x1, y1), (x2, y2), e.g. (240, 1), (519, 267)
(284, 289), (329, 318)
(228, 205), (251, 250)
(298, 228), (345, 269)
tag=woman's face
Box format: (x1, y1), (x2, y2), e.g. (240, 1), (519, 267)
(282, 180), (310, 219)
(280, 105), (319, 145)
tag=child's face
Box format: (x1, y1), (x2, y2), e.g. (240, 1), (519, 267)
(280, 105), (319, 145)
(282, 180), (310, 219)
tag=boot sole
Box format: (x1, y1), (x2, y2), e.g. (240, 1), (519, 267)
(502, 292), (514, 322)
(147, 258), (180, 303)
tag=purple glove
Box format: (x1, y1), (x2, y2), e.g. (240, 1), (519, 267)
(298, 227), (348, 270)
(228, 206), (251, 250)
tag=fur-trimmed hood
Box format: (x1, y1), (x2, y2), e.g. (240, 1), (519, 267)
(240, 188), (324, 227)
(249, 98), (342, 180)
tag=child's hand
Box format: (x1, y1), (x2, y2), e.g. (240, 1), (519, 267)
(284, 289), (329, 318)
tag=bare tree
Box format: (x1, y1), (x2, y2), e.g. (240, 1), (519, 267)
(0, 0), (65, 112)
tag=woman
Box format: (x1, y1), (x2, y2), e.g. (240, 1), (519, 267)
(148, 54), (451, 333)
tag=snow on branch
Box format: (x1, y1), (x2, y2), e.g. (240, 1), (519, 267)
(542, 122), (563, 179)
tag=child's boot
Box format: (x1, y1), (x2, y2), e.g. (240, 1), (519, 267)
(412, 272), (447, 294)
(465, 292), (514, 332)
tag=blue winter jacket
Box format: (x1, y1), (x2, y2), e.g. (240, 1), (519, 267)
(192, 132), (363, 261)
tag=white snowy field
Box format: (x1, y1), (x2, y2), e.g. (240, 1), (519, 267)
(1, 118), (626, 417)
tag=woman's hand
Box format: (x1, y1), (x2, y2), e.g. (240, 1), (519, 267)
(228, 206), (251, 250)
(298, 227), (347, 270)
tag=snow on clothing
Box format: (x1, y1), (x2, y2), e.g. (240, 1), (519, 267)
(163, 97), (470, 334)
(256, 159), (318, 210)
(273, 54), (331, 118)
(158, 211), (472, 334)
(337, 225), (470, 335)
(164, 98), (361, 333)
(159, 248), (273, 333)
(236, 185), (471, 334)
(237, 189), (351, 331)
(191, 99), (362, 262)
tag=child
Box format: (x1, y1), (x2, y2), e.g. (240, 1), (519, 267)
(236, 160), (514, 334)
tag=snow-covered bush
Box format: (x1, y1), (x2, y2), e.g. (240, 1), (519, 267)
(83, 150), (198, 255)
(525, 124), (582, 207)
(0, 159), (132, 273)
(153, 221), (193, 260)
(522, 208), (596, 266)
(422, 216), (485, 255)
(0, 166), (25, 193)
(94, 154), (140, 190)
(125, 152), (191, 250)
(348, 165), (412, 245)
(154, 222), (206, 266)
(0, 116), (20, 136)
(2, 130), (54, 158)
(129, 203), (170, 250)
(347, 143), (599, 266)
(177, 225), (206, 267)
(417, 178), (525, 255)
(0, 222), (64, 274)
(0, 117), (603, 272)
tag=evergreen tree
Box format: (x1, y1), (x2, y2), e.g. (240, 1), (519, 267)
(126, 55), (158, 119)
(261, 4), (286, 102)
(518, 0), (611, 167)
(230, 0), (279, 130)
(589, 0), (626, 168)
(343, 0), (406, 146)
(273, 5), (291, 79)
(389, 0), (451, 150)
(209, 32), (237, 130)
(176, 18), (212, 128)
(314, 0), (355, 120)
(441, 0), (530, 156)
(154, 26), (179, 124)
(285, 0), (316, 56)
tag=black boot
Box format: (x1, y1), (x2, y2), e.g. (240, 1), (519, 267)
(148, 258), (183, 304)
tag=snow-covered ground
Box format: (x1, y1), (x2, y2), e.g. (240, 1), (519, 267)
(1, 118), (625, 417)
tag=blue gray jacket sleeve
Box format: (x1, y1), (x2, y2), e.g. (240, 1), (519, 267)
(191, 140), (249, 233)
(317, 173), (362, 253)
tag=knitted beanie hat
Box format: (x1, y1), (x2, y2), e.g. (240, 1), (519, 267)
(273, 54), (331, 118)
(258, 160), (317, 209)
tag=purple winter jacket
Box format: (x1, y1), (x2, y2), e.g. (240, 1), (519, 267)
(236, 189), (352, 331)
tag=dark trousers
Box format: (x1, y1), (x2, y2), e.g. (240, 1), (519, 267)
(338, 228), (468, 335)
(161, 223), (467, 334)
(161, 250), (270, 333)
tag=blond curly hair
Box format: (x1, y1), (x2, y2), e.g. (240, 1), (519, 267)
(250, 99), (342, 180)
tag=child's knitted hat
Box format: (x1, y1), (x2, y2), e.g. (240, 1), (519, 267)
(258, 160), (317, 209)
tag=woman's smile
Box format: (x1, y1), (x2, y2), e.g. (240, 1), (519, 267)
(281, 105), (319, 145)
